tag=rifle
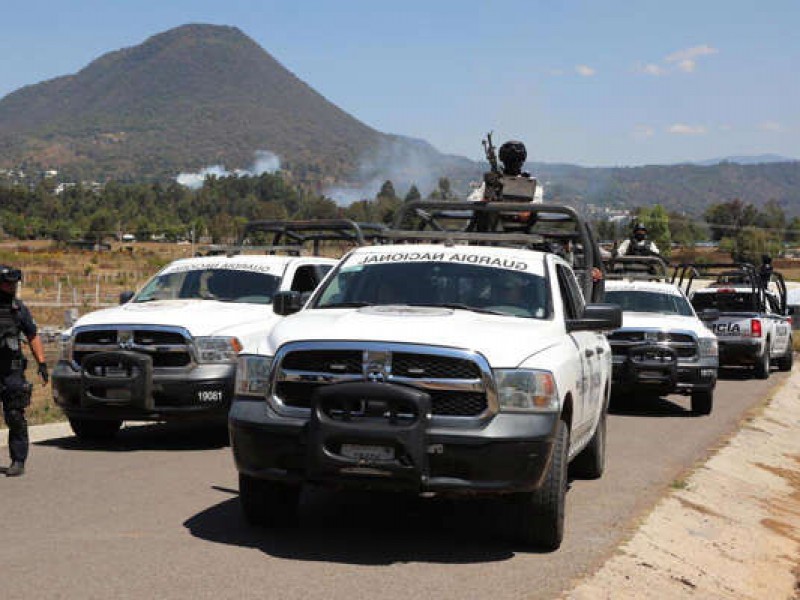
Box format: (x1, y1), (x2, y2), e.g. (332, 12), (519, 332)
(482, 132), (499, 175)
(481, 132), (502, 203)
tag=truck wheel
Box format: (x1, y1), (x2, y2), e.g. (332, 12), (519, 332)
(513, 419), (569, 550)
(754, 347), (771, 379)
(68, 418), (122, 440)
(571, 410), (606, 479)
(239, 473), (300, 528)
(690, 389), (713, 415)
(776, 344), (794, 372)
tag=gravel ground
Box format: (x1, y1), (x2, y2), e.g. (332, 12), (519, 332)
(565, 369), (800, 599)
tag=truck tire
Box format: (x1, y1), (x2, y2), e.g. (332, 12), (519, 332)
(513, 419), (569, 550)
(754, 345), (771, 379)
(776, 342), (794, 372)
(239, 473), (300, 528)
(690, 389), (713, 415)
(571, 409), (606, 479)
(68, 417), (122, 440)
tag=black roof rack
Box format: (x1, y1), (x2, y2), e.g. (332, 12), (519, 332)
(390, 201), (606, 302)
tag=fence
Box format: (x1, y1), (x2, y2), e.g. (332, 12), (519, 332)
(16, 271), (147, 308)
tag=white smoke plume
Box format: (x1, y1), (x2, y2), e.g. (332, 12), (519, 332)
(324, 138), (448, 206)
(177, 150), (281, 189)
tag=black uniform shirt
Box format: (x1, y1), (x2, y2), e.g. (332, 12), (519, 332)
(13, 299), (38, 339)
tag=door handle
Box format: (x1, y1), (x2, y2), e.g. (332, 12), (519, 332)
(585, 349), (595, 358)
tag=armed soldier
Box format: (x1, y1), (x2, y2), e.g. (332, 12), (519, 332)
(468, 134), (539, 232)
(0, 265), (48, 477)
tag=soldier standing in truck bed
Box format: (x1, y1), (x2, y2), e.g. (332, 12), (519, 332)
(468, 137), (539, 232)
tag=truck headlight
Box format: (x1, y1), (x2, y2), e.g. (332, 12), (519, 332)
(58, 334), (73, 362)
(235, 354), (273, 397)
(195, 336), (243, 363)
(494, 369), (559, 412)
(698, 337), (718, 358)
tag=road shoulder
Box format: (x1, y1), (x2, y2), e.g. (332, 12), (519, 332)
(566, 370), (800, 599)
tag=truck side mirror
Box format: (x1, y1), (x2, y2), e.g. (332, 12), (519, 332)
(119, 291), (135, 304)
(699, 308), (720, 322)
(273, 291), (303, 316)
(566, 303), (622, 332)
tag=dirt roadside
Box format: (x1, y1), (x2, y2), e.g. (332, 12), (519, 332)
(565, 370), (800, 600)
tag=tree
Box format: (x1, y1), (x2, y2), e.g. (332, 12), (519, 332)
(669, 211), (707, 249)
(786, 217), (800, 244)
(404, 184), (421, 203)
(756, 199), (786, 232)
(731, 227), (782, 263)
(377, 180), (397, 202)
(704, 199), (758, 241)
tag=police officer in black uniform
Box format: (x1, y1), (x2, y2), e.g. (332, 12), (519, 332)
(0, 265), (48, 477)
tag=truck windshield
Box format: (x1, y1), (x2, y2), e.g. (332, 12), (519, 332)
(135, 269), (280, 304)
(691, 292), (757, 313)
(605, 290), (694, 317)
(314, 261), (549, 319)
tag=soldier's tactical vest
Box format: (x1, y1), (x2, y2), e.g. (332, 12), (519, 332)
(0, 302), (21, 354)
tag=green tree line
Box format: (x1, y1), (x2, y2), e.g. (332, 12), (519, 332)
(0, 174), (455, 243)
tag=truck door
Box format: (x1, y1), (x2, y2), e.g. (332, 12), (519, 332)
(556, 264), (595, 434)
(766, 294), (791, 356)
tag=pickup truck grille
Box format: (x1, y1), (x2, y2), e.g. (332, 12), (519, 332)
(274, 345), (490, 418)
(72, 327), (193, 368)
(608, 330), (697, 359)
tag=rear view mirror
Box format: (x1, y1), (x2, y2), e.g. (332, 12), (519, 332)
(273, 291), (303, 316)
(566, 303), (622, 332)
(119, 291), (135, 304)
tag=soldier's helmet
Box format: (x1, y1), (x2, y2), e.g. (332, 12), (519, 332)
(498, 141), (527, 174)
(0, 265), (22, 283)
(632, 222), (648, 240)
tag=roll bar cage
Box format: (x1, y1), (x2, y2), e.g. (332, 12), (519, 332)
(201, 219), (386, 257)
(389, 201), (606, 302)
(604, 256), (670, 282)
(672, 262), (787, 315)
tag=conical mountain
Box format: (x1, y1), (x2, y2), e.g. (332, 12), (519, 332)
(0, 24), (402, 181)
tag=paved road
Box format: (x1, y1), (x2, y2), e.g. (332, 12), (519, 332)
(0, 371), (788, 600)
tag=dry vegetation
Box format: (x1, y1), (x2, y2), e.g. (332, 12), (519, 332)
(1, 240), (192, 426)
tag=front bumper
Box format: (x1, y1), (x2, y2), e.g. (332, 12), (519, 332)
(612, 353), (717, 394)
(52, 356), (235, 421)
(229, 382), (560, 496)
(717, 338), (762, 365)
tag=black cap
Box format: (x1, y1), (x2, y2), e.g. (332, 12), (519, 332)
(0, 265), (22, 283)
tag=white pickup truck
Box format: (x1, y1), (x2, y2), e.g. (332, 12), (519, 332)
(677, 263), (792, 379)
(604, 279), (719, 414)
(229, 202), (619, 550)
(50, 220), (377, 440)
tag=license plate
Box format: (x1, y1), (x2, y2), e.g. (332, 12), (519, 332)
(639, 370), (664, 379)
(104, 367), (129, 377)
(341, 444), (395, 461)
(196, 389), (224, 403)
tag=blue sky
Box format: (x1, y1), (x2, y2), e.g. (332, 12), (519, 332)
(0, 0), (796, 166)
